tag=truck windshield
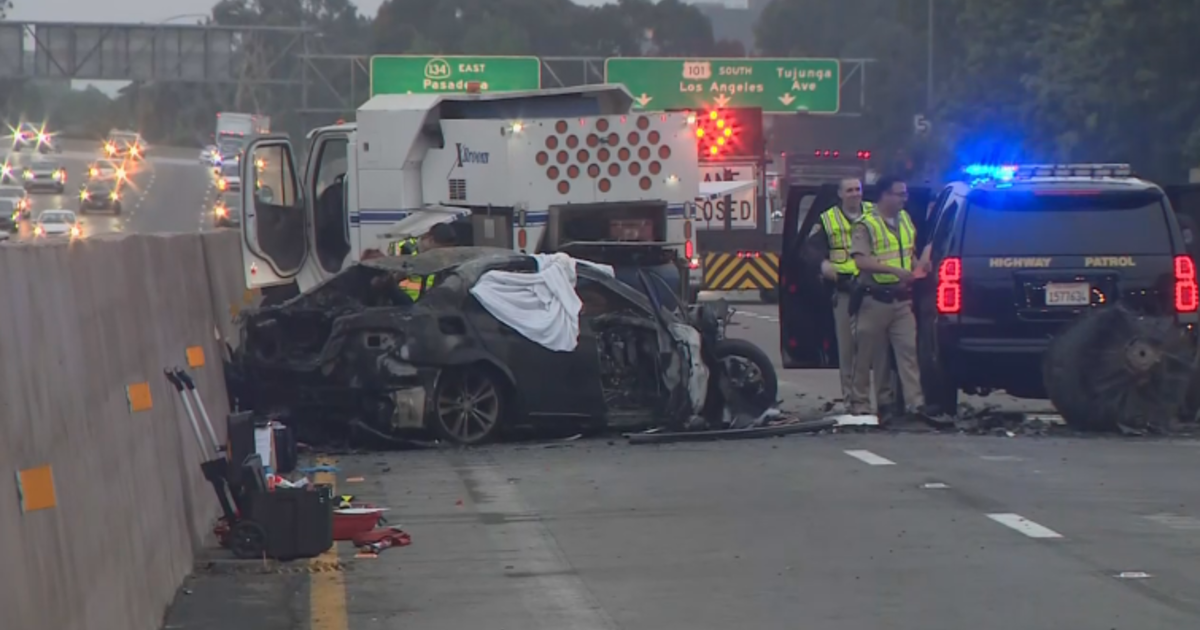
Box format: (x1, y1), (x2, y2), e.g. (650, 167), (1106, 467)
(962, 190), (1172, 256)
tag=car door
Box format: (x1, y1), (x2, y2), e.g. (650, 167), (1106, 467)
(463, 266), (606, 419)
(240, 135), (309, 289)
(779, 184), (839, 368)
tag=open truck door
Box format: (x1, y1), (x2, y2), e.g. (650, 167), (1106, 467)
(778, 184), (933, 369)
(240, 134), (308, 289)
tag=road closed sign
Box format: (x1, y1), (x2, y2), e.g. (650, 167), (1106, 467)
(694, 164), (758, 230)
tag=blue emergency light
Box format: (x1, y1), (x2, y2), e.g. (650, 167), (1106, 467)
(962, 162), (1132, 185)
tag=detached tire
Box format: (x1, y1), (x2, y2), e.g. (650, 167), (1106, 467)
(713, 338), (779, 413)
(432, 366), (508, 445)
(1044, 306), (1194, 432)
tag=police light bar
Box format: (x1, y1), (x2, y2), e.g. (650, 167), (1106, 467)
(1015, 163), (1132, 178)
(963, 162), (1132, 182)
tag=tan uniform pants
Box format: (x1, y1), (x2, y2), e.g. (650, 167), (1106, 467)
(848, 296), (923, 414)
(834, 291), (894, 407)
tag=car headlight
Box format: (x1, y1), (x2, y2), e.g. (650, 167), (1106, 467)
(34, 226), (42, 235)
(70, 226), (81, 237)
(22, 171), (31, 179)
(217, 179), (227, 191)
(110, 192), (118, 200)
(52, 171), (62, 181)
(80, 191), (89, 200)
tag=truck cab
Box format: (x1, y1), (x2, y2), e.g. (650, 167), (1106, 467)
(239, 85), (700, 297)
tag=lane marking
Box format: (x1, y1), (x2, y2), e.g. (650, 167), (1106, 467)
(309, 455), (348, 630)
(844, 449), (895, 466)
(1145, 513), (1200, 531)
(980, 455), (1023, 462)
(922, 482), (950, 489)
(987, 513), (1063, 539)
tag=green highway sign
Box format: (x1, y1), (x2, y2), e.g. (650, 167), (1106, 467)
(370, 55), (541, 96)
(604, 58), (840, 113)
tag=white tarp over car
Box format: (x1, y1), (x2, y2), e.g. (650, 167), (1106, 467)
(468, 253), (613, 352)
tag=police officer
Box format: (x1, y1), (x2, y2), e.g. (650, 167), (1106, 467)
(847, 175), (927, 418)
(398, 223), (457, 300)
(808, 178), (889, 407)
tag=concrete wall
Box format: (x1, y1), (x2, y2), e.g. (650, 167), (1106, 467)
(0, 230), (249, 630)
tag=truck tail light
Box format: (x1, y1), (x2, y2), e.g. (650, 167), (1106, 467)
(517, 228), (527, 250)
(1175, 255), (1197, 312)
(937, 257), (962, 314)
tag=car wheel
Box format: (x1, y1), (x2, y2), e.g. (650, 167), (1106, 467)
(917, 305), (958, 415)
(713, 337), (779, 414)
(432, 366), (507, 445)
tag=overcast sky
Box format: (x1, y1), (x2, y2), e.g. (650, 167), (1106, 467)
(10, 0), (741, 24)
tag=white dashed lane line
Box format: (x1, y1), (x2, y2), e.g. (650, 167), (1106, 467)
(987, 513), (1064, 539)
(843, 449), (896, 466)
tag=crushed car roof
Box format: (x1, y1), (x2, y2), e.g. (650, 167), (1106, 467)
(361, 247), (525, 277)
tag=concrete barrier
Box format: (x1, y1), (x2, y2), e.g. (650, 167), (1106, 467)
(0, 230), (249, 630)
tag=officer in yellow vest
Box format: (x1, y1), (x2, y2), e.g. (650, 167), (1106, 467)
(398, 223), (456, 300)
(847, 175), (928, 419)
(808, 178), (889, 407)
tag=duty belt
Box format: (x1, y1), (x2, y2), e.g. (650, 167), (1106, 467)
(863, 285), (912, 303)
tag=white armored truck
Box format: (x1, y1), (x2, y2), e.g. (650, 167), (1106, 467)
(238, 85), (700, 300)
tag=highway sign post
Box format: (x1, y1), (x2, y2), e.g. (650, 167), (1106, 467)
(370, 55), (541, 96)
(604, 58), (840, 113)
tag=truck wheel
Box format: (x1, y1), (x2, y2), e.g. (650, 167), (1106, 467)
(759, 288), (779, 304)
(917, 307), (957, 415)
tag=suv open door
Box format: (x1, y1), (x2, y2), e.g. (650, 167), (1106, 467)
(240, 135), (309, 289)
(778, 184), (933, 369)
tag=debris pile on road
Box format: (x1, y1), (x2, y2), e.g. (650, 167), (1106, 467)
(1044, 306), (1195, 433)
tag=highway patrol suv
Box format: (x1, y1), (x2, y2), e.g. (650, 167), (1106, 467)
(916, 163), (1196, 412)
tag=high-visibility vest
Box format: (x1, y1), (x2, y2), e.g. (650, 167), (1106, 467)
(396, 237), (424, 299)
(819, 201), (874, 275)
(861, 210), (916, 284)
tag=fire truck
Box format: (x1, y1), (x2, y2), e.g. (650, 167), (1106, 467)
(236, 85), (700, 299)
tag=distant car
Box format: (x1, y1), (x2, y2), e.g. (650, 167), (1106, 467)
(0, 185), (31, 219)
(200, 145), (218, 164)
(217, 162), (241, 192)
(87, 160), (125, 182)
(23, 158), (66, 193)
(79, 180), (122, 214)
(0, 160), (17, 184)
(0, 209), (12, 241)
(214, 194), (240, 228)
(33, 209), (80, 238)
(11, 122), (49, 152)
(104, 130), (145, 160)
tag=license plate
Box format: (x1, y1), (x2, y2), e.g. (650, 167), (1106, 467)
(1045, 282), (1090, 306)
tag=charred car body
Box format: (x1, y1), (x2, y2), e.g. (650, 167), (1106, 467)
(226, 247), (777, 445)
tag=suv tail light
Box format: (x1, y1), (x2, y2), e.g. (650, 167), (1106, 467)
(1174, 255), (1197, 312)
(936, 257), (962, 314)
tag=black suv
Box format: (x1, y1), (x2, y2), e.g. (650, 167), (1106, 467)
(914, 164), (1197, 412)
(779, 164), (1196, 415)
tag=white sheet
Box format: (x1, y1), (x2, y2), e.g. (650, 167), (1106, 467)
(469, 253), (612, 352)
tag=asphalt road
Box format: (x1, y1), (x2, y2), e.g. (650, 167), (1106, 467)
(164, 293), (1200, 630)
(3, 139), (222, 239)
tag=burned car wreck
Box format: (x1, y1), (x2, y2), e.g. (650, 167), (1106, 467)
(226, 247), (778, 445)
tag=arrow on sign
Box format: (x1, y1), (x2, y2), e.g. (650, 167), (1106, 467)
(778, 93), (795, 106)
(635, 93), (653, 107)
(713, 93), (731, 108)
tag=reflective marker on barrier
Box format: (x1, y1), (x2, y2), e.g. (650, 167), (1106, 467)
(16, 465), (57, 512)
(186, 345), (206, 368)
(127, 382), (153, 412)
